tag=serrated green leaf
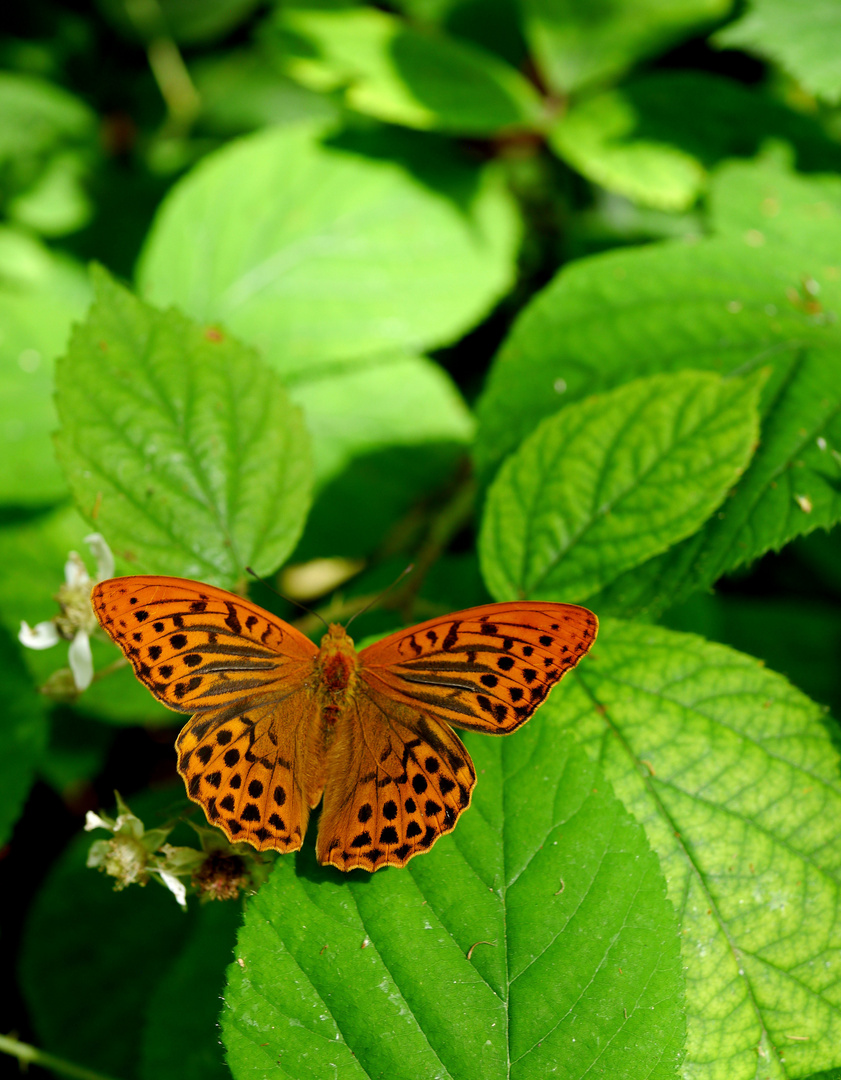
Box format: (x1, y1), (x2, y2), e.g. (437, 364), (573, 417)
(475, 163), (841, 613)
(479, 371), (761, 603)
(0, 229), (90, 504)
(715, 0), (841, 105)
(475, 236), (840, 485)
(590, 348), (841, 617)
(547, 619), (841, 1078)
(269, 6), (542, 134)
(54, 268), (313, 588)
(20, 786), (195, 1079)
(222, 732), (685, 1079)
(549, 71), (841, 212)
(0, 623), (47, 846)
(141, 901), (241, 1080)
(520, 0), (732, 94)
(137, 123), (519, 373)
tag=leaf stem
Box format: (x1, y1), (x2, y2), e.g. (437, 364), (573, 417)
(0, 1034), (122, 1080)
(119, 0), (200, 131)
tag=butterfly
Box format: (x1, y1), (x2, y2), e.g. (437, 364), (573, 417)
(92, 576), (597, 871)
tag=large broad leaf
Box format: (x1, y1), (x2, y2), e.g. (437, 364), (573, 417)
(54, 267), (313, 589)
(190, 48), (338, 135)
(519, 0), (733, 94)
(137, 123), (519, 373)
(479, 371), (761, 603)
(549, 71), (841, 212)
(543, 619), (841, 1079)
(716, 0), (841, 106)
(269, 6), (542, 134)
(222, 733), (686, 1079)
(0, 229), (91, 505)
(290, 353), (473, 560)
(474, 162), (841, 615)
(709, 154), (841, 254)
(290, 353), (474, 489)
(0, 624), (48, 846)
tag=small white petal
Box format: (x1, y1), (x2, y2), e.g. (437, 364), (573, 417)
(68, 630), (94, 690)
(85, 533), (115, 582)
(19, 620), (60, 650)
(85, 810), (114, 832)
(65, 550), (91, 589)
(156, 870), (188, 909)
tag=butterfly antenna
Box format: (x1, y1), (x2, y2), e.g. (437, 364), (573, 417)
(245, 567), (329, 629)
(345, 564), (414, 630)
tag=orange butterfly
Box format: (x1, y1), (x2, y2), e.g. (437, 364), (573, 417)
(92, 577), (597, 871)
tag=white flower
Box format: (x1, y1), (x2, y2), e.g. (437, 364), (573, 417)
(19, 532), (114, 692)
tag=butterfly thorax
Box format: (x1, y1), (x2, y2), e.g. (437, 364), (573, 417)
(315, 624), (360, 715)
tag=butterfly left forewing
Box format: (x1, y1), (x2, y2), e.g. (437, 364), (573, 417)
(359, 601), (597, 735)
(92, 575), (318, 713)
(315, 684), (476, 871)
(93, 576), (323, 852)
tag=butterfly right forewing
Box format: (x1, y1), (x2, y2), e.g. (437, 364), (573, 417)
(359, 601), (598, 735)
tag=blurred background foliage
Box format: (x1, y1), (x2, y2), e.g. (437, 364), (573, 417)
(4, 0), (841, 1078)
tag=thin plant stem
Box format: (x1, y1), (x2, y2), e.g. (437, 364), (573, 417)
(0, 1034), (122, 1080)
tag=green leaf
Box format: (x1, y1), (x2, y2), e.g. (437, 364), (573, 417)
(191, 48), (338, 135)
(549, 71), (841, 212)
(0, 623), (47, 846)
(290, 353), (473, 560)
(591, 347), (841, 617)
(54, 267), (313, 588)
(0, 71), (97, 224)
(662, 591), (841, 721)
(137, 123), (519, 373)
(20, 786), (195, 1079)
(0, 229), (91, 505)
(549, 619), (841, 1078)
(0, 505), (172, 725)
(475, 235), (840, 485)
(480, 371), (761, 603)
(291, 353), (474, 486)
(141, 901), (241, 1080)
(222, 734), (685, 1079)
(475, 163), (841, 613)
(709, 152), (841, 256)
(520, 0), (733, 94)
(270, 6), (542, 134)
(715, 0), (841, 105)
